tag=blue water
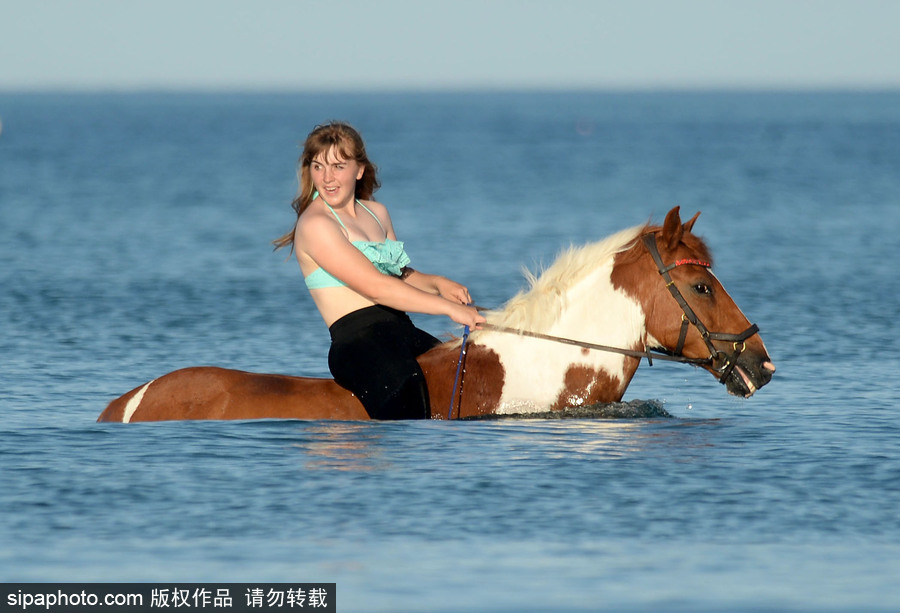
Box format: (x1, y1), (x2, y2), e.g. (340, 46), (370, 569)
(2, 91), (899, 612)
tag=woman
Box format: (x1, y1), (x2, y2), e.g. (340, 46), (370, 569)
(275, 121), (485, 420)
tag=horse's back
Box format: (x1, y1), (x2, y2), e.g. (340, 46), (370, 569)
(97, 366), (368, 422)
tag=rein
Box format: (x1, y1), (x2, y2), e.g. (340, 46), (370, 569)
(448, 325), (470, 420)
(478, 323), (711, 366)
(446, 232), (761, 418)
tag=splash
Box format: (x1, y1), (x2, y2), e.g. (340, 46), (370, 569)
(463, 399), (672, 420)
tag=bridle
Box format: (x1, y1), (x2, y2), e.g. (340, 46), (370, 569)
(447, 232), (761, 418)
(641, 232), (759, 383)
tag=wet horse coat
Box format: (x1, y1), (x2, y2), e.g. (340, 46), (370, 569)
(99, 208), (775, 422)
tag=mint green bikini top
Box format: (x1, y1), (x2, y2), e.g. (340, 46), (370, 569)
(304, 199), (411, 290)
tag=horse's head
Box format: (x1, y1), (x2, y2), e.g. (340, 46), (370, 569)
(615, 206), (775, 397)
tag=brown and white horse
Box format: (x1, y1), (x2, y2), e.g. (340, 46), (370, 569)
(98, 207), (774, 423)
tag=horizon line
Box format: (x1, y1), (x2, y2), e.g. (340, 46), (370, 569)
(2, 84), (900, 96)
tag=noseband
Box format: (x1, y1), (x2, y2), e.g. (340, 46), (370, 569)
(642, 233), (759, 384)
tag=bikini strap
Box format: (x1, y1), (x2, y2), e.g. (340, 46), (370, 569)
(323, 202), (348, 230)
(355, 200), (386, 234)
(320, 197), (385, 237)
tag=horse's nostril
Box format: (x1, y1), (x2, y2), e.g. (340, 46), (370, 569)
(762, 361), (776, 373)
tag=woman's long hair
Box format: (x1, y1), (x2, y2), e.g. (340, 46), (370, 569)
(273, 121), (380, 251)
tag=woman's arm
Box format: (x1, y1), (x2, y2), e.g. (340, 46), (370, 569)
(401, 268), (472, 305)
(365, 201), (474, 306)
(297, 215), (484, 328)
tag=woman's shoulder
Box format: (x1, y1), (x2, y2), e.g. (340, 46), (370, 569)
(295, 203), (343, 242)
(359, 198), (388, 215)
(359, 199), (394, 225)
(296, 203), (327, 227)
(360, 199), (398, 239)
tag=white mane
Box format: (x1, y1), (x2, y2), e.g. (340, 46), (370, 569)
(486, 224), (645, 331)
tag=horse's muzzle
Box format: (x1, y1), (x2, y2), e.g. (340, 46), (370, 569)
(719, 349), (776, 398)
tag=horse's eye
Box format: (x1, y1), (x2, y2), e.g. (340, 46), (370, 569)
(692, 283), (712, 296)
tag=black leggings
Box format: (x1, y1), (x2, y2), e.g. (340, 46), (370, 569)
(328, 305), (441, 420)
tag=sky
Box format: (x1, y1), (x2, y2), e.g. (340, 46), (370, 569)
(1, 0), (899, 91)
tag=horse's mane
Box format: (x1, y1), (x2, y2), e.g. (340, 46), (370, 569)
(486, 224), (647, 331)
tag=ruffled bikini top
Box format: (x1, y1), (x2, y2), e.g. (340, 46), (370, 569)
(304, 199), (411, 290)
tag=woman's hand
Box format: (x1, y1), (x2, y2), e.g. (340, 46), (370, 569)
(434, 276), (472, 305)
(396, 269), (483, 327)
(447, 303), (486, 329)
(433, 277), (483, 328)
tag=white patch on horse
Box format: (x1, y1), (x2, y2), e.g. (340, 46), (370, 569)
(474, 226), (647, 414)
(122, 380), (154, 423)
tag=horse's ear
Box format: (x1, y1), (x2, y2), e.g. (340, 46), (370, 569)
(683, 211), (701, 235)
(661, 206), (683, 250)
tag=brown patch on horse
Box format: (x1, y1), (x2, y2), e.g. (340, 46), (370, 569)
(419, 342), (505, 419)
(219, 370), (368, 421)
(142, 368), (230, 421)
(551, 357), (641, 411)
(101, 367), (369, 422)
(455, 344), (506, 418)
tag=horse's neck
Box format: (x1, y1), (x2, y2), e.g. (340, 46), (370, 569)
(478, 265), (648, 411)
(547, 265), (648, 373)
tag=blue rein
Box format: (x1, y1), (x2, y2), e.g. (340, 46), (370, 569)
(447, 325), (471, 419)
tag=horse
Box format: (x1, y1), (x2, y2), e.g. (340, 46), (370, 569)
(98, 207), (775, 423)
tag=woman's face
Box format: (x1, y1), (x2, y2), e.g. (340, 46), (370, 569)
(310, 146), (365, 205)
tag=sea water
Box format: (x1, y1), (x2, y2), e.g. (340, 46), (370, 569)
(1, 91), (899, 612)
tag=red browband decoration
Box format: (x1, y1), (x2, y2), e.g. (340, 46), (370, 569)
(673, 258), (711, 268)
